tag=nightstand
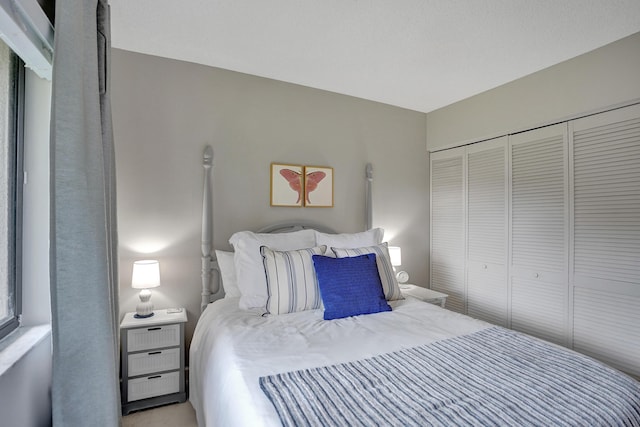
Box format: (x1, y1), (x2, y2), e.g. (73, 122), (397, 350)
(400, 284), (448, 307)
(120, 308), (187, 415)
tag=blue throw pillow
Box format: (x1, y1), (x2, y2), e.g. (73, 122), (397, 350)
(312, 253), (391, 320)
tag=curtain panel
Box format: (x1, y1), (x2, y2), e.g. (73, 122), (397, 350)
(49, 0), (120, 425)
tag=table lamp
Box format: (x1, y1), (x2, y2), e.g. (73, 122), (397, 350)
(131, 259), (161, 318)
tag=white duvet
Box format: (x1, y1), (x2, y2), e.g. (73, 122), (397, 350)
(189, 296), (489, 427)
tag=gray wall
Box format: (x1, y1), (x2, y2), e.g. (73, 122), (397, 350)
(111, 49), (430, 345)
(0, 332), (52, 427)
(427, 31), (640, 151)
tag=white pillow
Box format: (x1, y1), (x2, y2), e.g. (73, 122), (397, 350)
(215, 250), (240, 298)
(229, 229), (317, 310)
(261, 245), (326, 315)
(314, 228), (384, 256)
(331, 243), (403, 301)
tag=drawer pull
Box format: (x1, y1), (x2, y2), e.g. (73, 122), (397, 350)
(148, 375), (162, 380)
(147, 327), (162, 331)
(148, 351), (162, 355)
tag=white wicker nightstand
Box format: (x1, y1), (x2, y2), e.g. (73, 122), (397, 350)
(120, 308), (187, 414)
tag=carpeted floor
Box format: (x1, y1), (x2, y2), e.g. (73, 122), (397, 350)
(122, 402), (197, 427)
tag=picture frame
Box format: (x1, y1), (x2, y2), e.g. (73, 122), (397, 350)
(304, 166), (333, 207)
(270, 163), (304, 207)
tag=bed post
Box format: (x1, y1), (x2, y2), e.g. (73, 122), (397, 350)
(365, 163), (373, 230)
(201, 145), (216, 312)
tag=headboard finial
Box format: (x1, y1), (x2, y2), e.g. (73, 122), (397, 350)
(365, 163), (373, 230)
(203, 145), (214, 168)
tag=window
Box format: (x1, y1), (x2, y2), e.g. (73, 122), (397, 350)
(0, 39), (24, 340)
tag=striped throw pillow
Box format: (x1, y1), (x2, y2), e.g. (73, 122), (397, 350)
(261, 245), (327, 315)
(331, 243), (403, 301)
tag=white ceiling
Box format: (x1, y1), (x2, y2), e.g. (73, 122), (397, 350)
(109, 0), (640, 113)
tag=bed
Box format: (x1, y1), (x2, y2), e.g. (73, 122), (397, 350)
(190, 146), (640, 427)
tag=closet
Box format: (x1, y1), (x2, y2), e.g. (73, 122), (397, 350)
(466, 137), (507, 327)
(430, 103), (640, 377)
(430, 147), (465, 313)
(510, 124), (568, 346)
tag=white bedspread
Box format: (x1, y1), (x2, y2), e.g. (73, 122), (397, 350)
(189, 296), (489, 427)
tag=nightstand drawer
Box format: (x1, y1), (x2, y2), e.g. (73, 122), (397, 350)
(127, 371), (180, 402)
(128, 347), (181, 377)
(127, 324), (180, 352)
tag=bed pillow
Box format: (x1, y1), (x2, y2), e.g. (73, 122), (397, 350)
(312, 253), (391, 320)
(261, 245), (326, 315)
(215, 250), (240, 298)
(331, 243), (403, 301)
(314, 228), (384, 256)
(229, 229), (316, 310)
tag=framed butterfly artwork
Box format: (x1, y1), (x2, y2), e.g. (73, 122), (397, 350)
(271, 163), (304, 207)
(304, 166), (333, 207)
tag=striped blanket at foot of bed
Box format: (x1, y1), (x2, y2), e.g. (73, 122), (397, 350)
(260, 327), (640, 427)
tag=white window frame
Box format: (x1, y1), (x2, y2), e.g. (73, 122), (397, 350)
(0, 42), (24, 341)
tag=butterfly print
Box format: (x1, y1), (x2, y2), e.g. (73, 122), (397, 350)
(305, 171), (326, 204)
(279, 169), (303, 203)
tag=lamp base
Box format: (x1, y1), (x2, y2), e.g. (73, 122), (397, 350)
(134, 312), (155, 319)
(135, 288), (155, 318)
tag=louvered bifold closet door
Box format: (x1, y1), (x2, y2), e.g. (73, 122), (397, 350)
(571, 104), (640, 377)
(509, 124), (569, 346)
(466, 137), (508, 326)
(430, 148), (465, 313)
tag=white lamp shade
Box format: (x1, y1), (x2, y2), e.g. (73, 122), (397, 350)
(131, 260), (161, 289)
(388, 246), (402, 267)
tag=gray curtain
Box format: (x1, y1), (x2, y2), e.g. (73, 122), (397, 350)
(50, 0), (120, 425)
